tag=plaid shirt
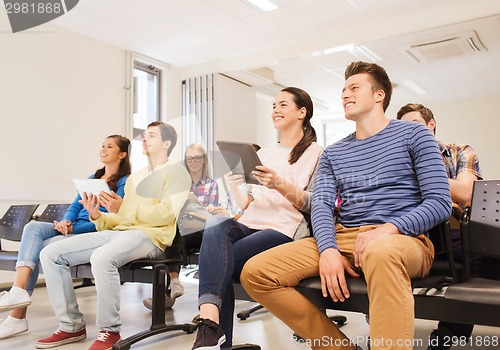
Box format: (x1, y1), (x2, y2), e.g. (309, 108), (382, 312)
(439, 142), (482, 180)
(191, 177), (219, 207)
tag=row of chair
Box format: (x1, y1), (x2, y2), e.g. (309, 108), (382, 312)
(0, 204), (70, 272)
(10, 178), (499, 349)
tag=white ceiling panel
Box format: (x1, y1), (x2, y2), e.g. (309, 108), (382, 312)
(41, 0), (500, 112)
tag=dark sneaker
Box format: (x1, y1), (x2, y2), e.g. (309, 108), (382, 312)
(88, 330), (121, 350)
(192, 318), (226, 350)
(36, 328), (86, 349)
(427, 329), (451, 350)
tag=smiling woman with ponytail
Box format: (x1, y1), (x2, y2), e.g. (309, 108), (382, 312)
(191, 86), (323, 350)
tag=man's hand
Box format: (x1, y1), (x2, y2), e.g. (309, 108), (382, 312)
(53, 219), (72, 235)
(99, 191), (123, 213)
(353, 223), (399, 268)
(319, 248), (360, 302)
(79, 192), (101, 220)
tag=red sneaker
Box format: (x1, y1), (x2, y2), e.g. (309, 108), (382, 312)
(36, 328), (86, 349)
(88, 330), (121, 350)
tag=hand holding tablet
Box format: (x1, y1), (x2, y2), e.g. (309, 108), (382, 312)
(216, 141), (263, 185)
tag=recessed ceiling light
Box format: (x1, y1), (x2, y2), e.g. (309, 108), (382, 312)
(244, 0), (278, 12)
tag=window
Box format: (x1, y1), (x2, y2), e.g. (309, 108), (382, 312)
(313, 113), (355, 148)
(131, 61), (161, 170)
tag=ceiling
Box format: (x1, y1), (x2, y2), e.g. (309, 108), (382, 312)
(46, 0), (500, 114)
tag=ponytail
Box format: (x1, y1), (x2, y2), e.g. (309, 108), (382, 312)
(281, 87), (317, 164)
(289, 119), (317, 164)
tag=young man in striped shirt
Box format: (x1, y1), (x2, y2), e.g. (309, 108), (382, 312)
(241, 61), (452, 350)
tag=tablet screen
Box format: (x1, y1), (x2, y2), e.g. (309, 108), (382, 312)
(216, 141), (262, 185)
(73, 179), (111, 199)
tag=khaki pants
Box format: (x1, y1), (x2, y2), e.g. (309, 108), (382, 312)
(240, 225), (434, 350)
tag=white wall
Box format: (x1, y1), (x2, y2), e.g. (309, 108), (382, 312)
(213, 74), (257, 144)
(164, 67), (184, 163)
(212, 74), (257, 179)
(255, 92), (278, 148)
(386, 95), (500, 179)
(430, 96), (500, 179)
(0, 17), (127, 205)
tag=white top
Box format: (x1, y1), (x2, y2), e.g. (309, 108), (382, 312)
(238, 142), (323, 239)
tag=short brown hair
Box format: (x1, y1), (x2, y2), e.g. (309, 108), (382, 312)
(345, 61), (393, 111)
(396, 103), (435, 123)
(147, 121), (177, 156)
(396, 103), (436, 134)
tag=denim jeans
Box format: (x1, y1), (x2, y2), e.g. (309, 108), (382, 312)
(16, 221), (78, 294)
(198, 215), (292, 347)
(40, 230), (162, 333)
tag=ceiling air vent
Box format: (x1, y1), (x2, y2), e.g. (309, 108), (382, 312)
(403, 30), (487, 63)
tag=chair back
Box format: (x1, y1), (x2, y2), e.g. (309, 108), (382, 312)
(466, 180), (500, 256)
(36, 203), (70, 222)
(0, 204), (39, 241)
(462, 179), (500, 279)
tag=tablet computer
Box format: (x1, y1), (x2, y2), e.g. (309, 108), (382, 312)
(73, 179), (111, 199)
(216, 140), (262, 185)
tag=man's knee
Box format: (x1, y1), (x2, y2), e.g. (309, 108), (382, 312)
(40, 244), (58, 265)
(241, 254), (259, 284)
(363, 237), (402, 269)
(240, 253), (273, 294)
(89, 248), (112, 267)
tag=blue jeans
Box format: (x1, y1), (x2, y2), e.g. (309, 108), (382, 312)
(16, 221), (78, 294)
(198, 216), (292, 347)
(40, 230), (162, 333)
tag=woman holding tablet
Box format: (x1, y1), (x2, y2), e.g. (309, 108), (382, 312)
(192, 87), (323, 350)
(0, 135), (131, 340)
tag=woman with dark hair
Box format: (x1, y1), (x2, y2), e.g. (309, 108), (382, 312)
(191, 87), (323, 350)
(0, 135), (131, 340)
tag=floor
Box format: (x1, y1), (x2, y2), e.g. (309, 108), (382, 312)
(0, 269), (499, 350)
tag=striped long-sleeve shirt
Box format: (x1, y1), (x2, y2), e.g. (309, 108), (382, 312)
(312, 119), (452, 253)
